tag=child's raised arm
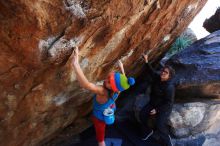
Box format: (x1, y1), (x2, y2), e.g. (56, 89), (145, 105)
(118, 60), (125, 75)
(72, 46), (105, 95)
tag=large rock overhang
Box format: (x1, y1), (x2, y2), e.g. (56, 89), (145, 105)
(0, 0), (207, 145)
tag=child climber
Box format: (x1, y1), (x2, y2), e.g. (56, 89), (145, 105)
(72, 46), (135, 146)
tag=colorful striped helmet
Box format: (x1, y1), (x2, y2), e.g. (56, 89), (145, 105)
(109, 72), (135, 92)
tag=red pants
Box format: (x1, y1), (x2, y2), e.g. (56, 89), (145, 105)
(91, 115), (106, 142)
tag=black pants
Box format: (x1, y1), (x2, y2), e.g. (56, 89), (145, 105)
(139, 104), (172, 146)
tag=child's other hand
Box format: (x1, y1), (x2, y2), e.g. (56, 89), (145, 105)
(118, 59), (123, 68)
(72, 46), (79, 65)
(117, 59), (125, 75)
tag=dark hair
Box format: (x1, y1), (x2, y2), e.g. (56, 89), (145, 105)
(164, 65), (175, 79)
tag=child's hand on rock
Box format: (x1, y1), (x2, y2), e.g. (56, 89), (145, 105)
(118, 59), (125, 75)
(72, 46), (79, 65)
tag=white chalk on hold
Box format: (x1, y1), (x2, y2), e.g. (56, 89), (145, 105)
(38, 36), (84, 58)
(53, 96), (67, 106)
(38, 37), (57, 52)
(69, 36), (84, 48)
(64, 0), (86, 18)
(48, 38), (70, 57)
(186, 2), (198, 13)
(53, 93), (70, 106)
(163, 34), (171, 43)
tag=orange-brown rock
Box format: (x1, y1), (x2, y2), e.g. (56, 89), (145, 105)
(0, 0), (207, 145)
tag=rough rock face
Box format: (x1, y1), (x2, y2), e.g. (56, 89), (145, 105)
(0, 0), (207, 145)
(166, 30), (220, 100)
(203, 8), (220, 33)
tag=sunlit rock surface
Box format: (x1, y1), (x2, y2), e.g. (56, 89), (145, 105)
(0, 0), (207, 145)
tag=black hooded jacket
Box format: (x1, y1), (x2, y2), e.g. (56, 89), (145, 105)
(146, 63), (175, 111)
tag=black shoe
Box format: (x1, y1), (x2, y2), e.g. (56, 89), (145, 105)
(141, 130), (153, 141)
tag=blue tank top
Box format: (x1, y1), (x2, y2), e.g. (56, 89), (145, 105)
(93, 92), (118, 121)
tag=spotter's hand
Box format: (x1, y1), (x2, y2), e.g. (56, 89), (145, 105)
(149, 109), (157, 115)
(142, 53), (149, 63)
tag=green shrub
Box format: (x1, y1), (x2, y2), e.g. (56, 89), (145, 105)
(166, 36), (192, 58)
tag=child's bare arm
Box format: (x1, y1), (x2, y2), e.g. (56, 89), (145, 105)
(72, 47), (105, 95)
